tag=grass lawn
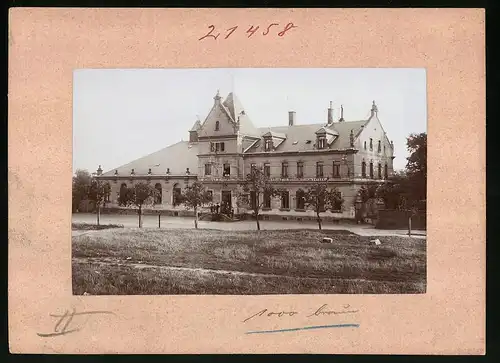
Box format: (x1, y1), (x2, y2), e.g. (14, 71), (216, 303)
(72, 228), (426, 295)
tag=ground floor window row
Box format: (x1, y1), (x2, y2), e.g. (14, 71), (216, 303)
(111, 183), (345, 212)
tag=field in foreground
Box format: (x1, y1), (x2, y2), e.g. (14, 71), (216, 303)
(72, 228), (426, 295)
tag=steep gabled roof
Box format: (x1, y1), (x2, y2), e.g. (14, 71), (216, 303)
(190, 119), (202, 132)
(222, 92), (261, 137)
(101, 141), (199, 177)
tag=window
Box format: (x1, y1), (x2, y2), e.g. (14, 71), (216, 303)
(370, 138), (373, 151)
(281, 190), (290, 209)
(104, 183), (111, 202)
(173, 185), (181, 206)
(215, 121), (220, 131)
(281, 162), (288, 178)
(119, 183), (127, 205)
(250, 163), (256, 173)
(213, 142), (225, 152)
(250, 191), (257, 210)
(332, 191), (342, 211)
(384, 163), (388, 179)
(154, 183), (162, 204)
(333, 161), (340, 178)
(297, 162), (304, 178)
(378, 140), (381, 153)
(384, 145), (386, 154)
(264, 163), (270, 177)
(204, 163), (212, 175)
(378, 163), (382, 179)
(316, 162), (324, 178)
(369, 161), (374, 178)
(264, 138), (273, 151)
(317, 136), (326, 149)
(223, 163), (230, 176)
(364, 141), (367, 150)
(263, 192), (271, 209)
(362, 161), (367, 178)
(207, 190), (213, 202)
(296, 189), (305, 210)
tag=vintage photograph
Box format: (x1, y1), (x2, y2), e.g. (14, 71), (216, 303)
(72, 68), (427, 295)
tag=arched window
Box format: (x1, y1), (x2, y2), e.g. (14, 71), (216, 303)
(369, 161), (374, 179)
(296, 189), (305, 210)
(215, 121), (220, 131)
(384, 163), (389, 179)
(154, 183), (162, 204)
(104, 182), (111, 202)
(119, 183), (127, 205)
(173, 183), (181, 206)
(378, 163), (382, 179)
(361, 161), (367, 178)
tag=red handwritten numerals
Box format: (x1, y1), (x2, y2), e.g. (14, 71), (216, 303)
(199, 23), (298, 41)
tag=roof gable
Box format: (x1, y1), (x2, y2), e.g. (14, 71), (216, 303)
(197, 100), (237, 138)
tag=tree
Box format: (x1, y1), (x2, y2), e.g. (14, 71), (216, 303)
(406, 132), (427, 207)
(237, 166), (283, 230)
(87, 178), (111, 226)
(303, 178), (344, 230)
(72, 169), (91, 212)
(118, 182), (159, 228)
(375, 133), (427, 212)
(375, 171), (411, 210)
(180, 181), (213, 229)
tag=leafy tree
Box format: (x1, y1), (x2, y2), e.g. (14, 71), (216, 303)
(87, 178), (111, 225)
(406, 132), (427, 206)
(72, 169), (91, 212)
(376, 171), (411, 210)
(375, 133), (427, 212)
(303, 178), (344, 230)
(237, 166), (284, 230)
(118, 182), (159, 228)
(180, 181), (212, 229)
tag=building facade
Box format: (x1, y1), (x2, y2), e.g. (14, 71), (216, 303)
(97, 91), (395, 221)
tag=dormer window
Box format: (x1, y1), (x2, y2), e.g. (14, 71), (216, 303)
(215, 121), (220, 131)
(317, 136), (326, 149)
(264, 138), (273, 151)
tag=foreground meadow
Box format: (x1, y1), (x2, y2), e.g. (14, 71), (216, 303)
(72, 228), (426, 295)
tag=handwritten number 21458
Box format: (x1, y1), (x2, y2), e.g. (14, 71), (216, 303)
(199, 23), (298, 41)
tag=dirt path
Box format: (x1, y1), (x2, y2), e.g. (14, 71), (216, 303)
(72, 256), (334, 281)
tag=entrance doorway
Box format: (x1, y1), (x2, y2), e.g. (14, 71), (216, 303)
(221, 190), (232, 215)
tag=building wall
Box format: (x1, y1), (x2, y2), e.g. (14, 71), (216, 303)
(242, 152), (353, 179)
(104, 177), (193, 209)
(353, 115), (395, 178)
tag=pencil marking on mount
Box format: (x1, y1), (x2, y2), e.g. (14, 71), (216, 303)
(245, 324), (360, 334)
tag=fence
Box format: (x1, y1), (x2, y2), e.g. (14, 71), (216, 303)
(375, 209), (426, 230)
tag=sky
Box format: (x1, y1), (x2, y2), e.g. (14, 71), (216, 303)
(73, 68), (426, 174)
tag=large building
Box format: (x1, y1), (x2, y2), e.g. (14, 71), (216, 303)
(96, 91), (395, 221)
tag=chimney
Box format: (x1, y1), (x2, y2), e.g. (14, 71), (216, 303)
(339, 105), (345, 122)
(327, 101), (333, 124)
(288, 111), (296, 126)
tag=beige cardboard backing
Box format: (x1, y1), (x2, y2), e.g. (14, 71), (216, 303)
(8, 8), (485, 354)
